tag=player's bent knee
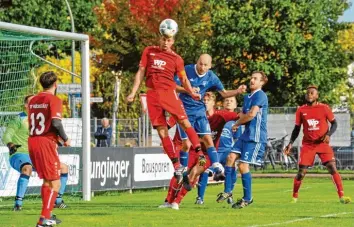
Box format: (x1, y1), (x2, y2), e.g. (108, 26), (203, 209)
(21, 164), (32, 176)
(50, 179), (61, 192)
(325, 161), (337, 175)
(226, 153), (237, 166)
(238, 162), (249, 174)
(296, 167), (308, 180)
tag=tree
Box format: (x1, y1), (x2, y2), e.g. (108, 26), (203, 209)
(90, 0), (212, 118)
(0, 0), (99, 33)
(209, 0), (353, 106)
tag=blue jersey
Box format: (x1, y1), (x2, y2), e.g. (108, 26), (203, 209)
(240, 89), (268, 143)
(218, 120), (242, 153)
(175, 64), (224, 116)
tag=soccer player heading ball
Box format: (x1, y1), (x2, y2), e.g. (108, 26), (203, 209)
(284, 85), (351, 204)
(126, 19), (202, 183)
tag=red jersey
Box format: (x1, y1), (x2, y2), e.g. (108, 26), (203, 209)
(139, 46), (184, 90)
(208, 110), (239, 148)
(295, 103), (335, 144)
(28, 92), (63, 141)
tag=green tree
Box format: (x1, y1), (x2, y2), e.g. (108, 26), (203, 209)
(91, 0), (212, 118)
(0, 0), (99, 33)
(209, 0), (353, 106)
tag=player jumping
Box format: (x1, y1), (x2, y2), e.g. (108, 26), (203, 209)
(175, 54), (246, 176)
(126, 20), (202, 184)
(28, 71), (71, 227)
(283, 85), (351, 204)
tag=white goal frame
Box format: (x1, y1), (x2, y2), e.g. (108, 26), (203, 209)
(0, 21), (91, 201)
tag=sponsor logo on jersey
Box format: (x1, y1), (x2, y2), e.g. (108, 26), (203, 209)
(152, 59), (166, 70)
(307, 119), (319, 130)
(30, 103), (48, 109)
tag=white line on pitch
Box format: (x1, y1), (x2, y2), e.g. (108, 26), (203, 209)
(283, 186), (312, 192)
(247, 212), (354, 227)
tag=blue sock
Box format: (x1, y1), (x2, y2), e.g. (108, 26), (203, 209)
(231, 167), (237, 192)
(242, 172), (252, 201)
(206, 147), (218, 164)
(197, 172), (209, 200)
(224, 166), (233, 193)
(179, 151), (188, 167)
(15, 174), (30, 206)
(56, 173), (68, 204)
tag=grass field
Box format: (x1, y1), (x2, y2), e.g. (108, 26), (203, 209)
(0, 178), (353, 227)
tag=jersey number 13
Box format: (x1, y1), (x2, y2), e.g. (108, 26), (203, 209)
(30, 112), (45, 135)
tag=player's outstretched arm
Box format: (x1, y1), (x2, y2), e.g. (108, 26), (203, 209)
(52, 119), (70, 146)
(219, 85), (247, 98)
(177, 70), (200, 100)
(126, 67), (146, 103)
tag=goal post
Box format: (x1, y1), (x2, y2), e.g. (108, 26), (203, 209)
(0, 21), (91, 201)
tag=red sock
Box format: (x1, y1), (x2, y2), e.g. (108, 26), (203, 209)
(161, 137), (179, 169)
(167, 177), (181, 204)
(174, 179), (197, 204)
(331, 173), (344, 198)
(184, 127), (200, 149)
(40, 185), (58, 219)
(293, 178), (302, 198)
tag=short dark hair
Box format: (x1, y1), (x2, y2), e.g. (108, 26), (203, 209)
(252, 71), (268, 85)
(39, 71), (57, 89)
(24, 94), (34, 104)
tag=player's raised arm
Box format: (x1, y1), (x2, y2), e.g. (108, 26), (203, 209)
(218, 84), (247, 98)
(176, 70), (200, 100)
(126, 66), (146, 103)
(126, 47), (149, 103)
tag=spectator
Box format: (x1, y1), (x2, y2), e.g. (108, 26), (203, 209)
(94, 118), (112, 147)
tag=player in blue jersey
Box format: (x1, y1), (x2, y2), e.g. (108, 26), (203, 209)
(175, 54), (246, 175)
(196, 96), (242, 205)
(216, 71), (268, 209)
(2, 95), (69, 211)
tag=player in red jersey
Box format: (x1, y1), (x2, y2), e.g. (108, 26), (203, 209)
(126, 20), (202, 183)
(28, 71), (71, 227)
(159, 92), (239, 209)
(284, 85), (351, 204)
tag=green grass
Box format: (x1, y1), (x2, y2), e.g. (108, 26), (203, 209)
(0, 178), (353, 227)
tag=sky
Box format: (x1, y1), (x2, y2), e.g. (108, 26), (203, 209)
(339, 0), (354, 22)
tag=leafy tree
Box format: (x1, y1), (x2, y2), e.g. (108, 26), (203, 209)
(91, 0), (212, 118)
(209, 0), (353, 106)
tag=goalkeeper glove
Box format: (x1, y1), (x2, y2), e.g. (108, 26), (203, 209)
(7, 142), (21, 156)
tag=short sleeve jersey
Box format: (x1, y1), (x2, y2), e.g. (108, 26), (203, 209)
(295, 103), (335, 144)
(175, 64), (224, 116)
(139, 46), (184, 90)
(218, 120), (242, 153)
(208, 110), (239, 149)
(240, 89), (268, 143)
(28, 92), (63, 141)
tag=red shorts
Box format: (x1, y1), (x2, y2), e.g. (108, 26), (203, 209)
(299, 142), (335, 166)
(28, 136), (61, 180)
(146, 89), (187, 128)
(188, 150), (211, 171)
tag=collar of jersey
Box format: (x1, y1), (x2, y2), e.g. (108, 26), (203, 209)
(194, 65), (207, 77)
(248, 89), (261, 97)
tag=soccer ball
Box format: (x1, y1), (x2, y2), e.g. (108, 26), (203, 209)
(159, 19), (178, 37)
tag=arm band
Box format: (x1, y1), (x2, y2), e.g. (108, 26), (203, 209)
(52, 119), (68, 142)
(327, 119), (337, 136)
(289, 125), (301, 144)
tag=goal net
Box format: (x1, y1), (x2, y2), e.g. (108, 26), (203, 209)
(0, 22), (91, 203)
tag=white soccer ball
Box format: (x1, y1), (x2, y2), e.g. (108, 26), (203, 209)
(159, 19), (178, 37)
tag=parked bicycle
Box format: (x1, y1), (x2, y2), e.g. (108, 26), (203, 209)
(257, 135), (298, 170)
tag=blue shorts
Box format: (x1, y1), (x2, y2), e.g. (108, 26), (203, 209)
(231, 139), (266, 165)
(9, 153), (33, 173)
(177, 115), (211, 140)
